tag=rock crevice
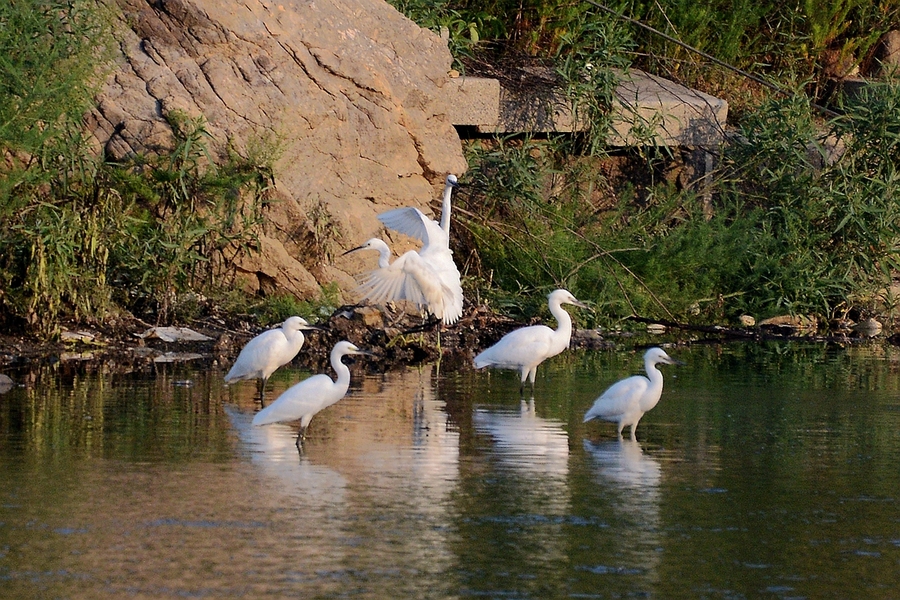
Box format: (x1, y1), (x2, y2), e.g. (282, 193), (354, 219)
(88, 0), (467, 300)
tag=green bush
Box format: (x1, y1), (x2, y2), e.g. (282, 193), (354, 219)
(0, 1), (286, 333)
(459, 81), (900, 327)
(100, 112), (271, 325)
(0, 0), (115, 330)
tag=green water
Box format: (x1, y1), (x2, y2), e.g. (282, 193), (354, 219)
(1, 341), (899, 598)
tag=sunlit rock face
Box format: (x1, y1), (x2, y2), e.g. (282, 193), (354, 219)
(86, 0), (467, 299)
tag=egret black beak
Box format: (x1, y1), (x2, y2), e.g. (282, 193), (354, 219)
(342, 245), (366, 256)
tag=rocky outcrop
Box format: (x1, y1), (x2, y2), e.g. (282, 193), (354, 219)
(86, 0), (467, 300)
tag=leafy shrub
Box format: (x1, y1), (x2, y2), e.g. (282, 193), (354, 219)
(101, 112), (271, 325)
(459, 80), (900, 327)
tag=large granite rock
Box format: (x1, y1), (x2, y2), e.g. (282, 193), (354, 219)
(86, 0), (467, 299)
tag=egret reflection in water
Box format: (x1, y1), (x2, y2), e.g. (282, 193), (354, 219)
(582, 438), (661, 489)
(473, 397), (569, 481)
(583, 437), (663, 588)
(228, 365), (462, 577)
(411, 366), (460, 491)
(223, 404), (348, 506)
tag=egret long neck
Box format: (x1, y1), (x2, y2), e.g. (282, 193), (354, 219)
(285, 329), (306, 352)
(548, 300), (574, 351)
(375, 243), (391, 269)
(330, 349), (352, 394)
(642, 357), (665, 409)
(439, 181), (454, 235)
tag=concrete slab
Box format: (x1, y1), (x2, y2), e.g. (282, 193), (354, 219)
(609, 70), (727, 147)
(443, 76), (500, 128)
(446, 69), (727, 147)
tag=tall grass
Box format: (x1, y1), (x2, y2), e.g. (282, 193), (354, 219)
(0, 1), (276, 334)
(458, 83), (900, 327)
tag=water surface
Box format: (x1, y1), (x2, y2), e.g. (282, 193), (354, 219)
(2, 341), (900, 598)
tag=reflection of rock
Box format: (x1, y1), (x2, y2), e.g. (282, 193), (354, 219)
(759, 314), (818, 335)
(154, 352), (206, 363)
(137, 327), (213, 342)
(473, 398), (569, 478)
(852, 318), (883, 337)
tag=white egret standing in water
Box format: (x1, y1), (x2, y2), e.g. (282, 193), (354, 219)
(251, 340), (371, 447)
(343, 238), (456, 325)
(473, 289), (588, 391)
(224, 316), (321, 401)
(376, 174), (463, 325)
(583, 347), (681, 440)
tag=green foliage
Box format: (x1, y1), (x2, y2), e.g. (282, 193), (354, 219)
(717, 87), (900, 318)
(0, 110), (273, 332)
(0, 0), (113, 207)
(100, 112), (271, 324)
(0, 0), (110, 144)
(621, 0), (900, 105)
(0, 0), (116, 330)
(252, 283), (342, 326)
(460, 80), (900, 326)
(554, 6), (632, 156)
(390, 0), (900, 115)
(385, 0), (505, 64)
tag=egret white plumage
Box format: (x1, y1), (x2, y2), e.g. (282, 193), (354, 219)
(251, 340), (371, 447)
(376, 174), (463, 324)
(343, 238), (456, 325)
(473, 289), (588, 390)
(583, 347), (681, 440)
(224, 316), (320, 400)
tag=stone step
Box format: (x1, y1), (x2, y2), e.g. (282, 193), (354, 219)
(445, 69), (727, 147)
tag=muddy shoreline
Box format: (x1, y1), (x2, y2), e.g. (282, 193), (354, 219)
(0, 303), (895, 384)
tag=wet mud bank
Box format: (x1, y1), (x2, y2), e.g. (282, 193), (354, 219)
(0, 303), (896, 386)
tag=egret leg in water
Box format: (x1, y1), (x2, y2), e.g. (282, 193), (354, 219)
(224, 316), (322, 404)
(583, 347), (682, 440)
(473, 289), (588, 392)
(251, 341), (372, 449)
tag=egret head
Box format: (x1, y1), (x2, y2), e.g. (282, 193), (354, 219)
(344, 238), (385, 255)
(549, 289), (589, 310)
(644, 347), (682, 366)
(446, 174), (459, 188)
(283, 316), (323, 332)
(333, 340), (374, 360)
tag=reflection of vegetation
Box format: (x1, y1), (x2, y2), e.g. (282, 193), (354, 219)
(0, 364), (234, 461)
